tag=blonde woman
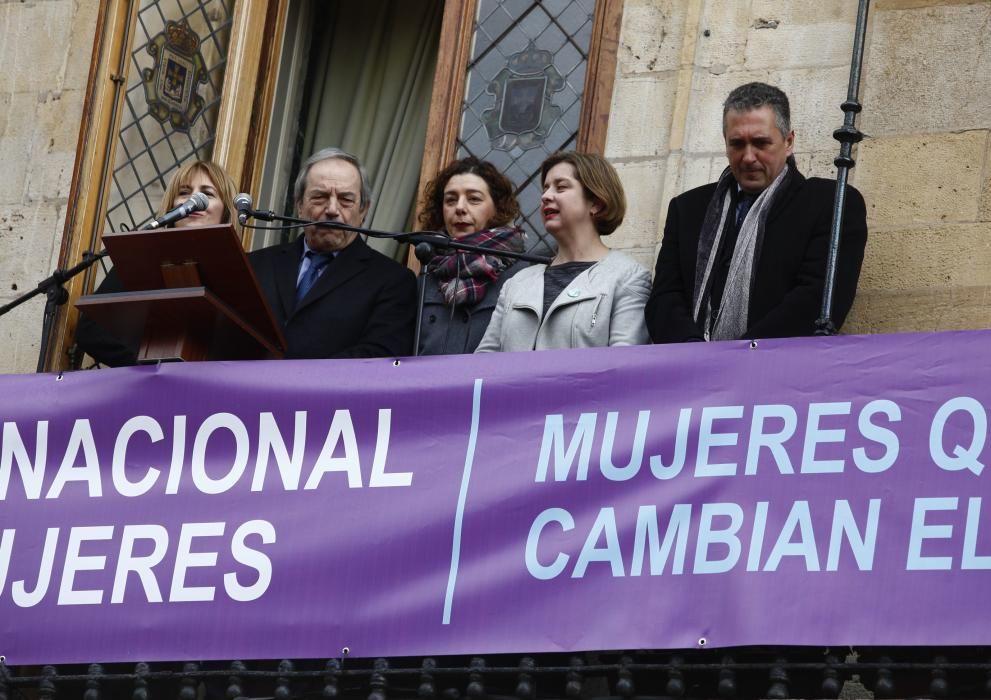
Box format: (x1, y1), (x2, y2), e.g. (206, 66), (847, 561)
(76, 160), (240, 366)
(155, 159), (241, 234)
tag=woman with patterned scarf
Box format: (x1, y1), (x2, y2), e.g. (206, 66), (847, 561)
(417, 157), (528, 354)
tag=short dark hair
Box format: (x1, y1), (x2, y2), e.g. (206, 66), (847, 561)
(722, 82), (791, 138)
(540, 151), (626, 236)
(418, 157), (520, 231)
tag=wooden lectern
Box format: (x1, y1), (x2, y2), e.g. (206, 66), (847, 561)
(75, 225), (286, 363)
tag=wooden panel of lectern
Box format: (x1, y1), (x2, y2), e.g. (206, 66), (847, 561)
(75, 224), (286, 363)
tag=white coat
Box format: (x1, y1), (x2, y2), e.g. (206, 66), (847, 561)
(475, 250), (651, 352)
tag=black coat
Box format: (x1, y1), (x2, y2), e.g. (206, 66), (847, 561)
(645, 173), (868, 342)
(249, 236), (417, 359)
(75, 268), (139, 367)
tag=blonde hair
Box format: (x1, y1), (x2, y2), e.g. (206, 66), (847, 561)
(540, 151), (626, 235)
(156, 160), (241, 235)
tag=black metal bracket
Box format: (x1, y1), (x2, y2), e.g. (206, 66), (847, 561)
(0, 250), (108, 372)
(816, 0), (872, 336)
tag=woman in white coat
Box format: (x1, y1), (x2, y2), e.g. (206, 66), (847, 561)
(476, 151), (650, 352)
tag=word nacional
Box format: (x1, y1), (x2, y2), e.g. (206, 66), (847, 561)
(0, 408), (413, 500)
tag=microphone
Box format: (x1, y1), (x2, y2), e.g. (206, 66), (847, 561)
(234, 193), (281, 223)
(234, 192), (252, 225)
(414, 242), (436, 265)
(148, 192), (209, 229)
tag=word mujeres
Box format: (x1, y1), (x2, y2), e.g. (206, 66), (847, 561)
(0, 519), (275, 608)
(534, 397), (990, 481)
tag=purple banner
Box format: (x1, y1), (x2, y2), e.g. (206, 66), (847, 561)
(2, 331), (991, 664)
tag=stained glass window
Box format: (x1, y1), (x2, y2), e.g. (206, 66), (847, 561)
(104, 0), (233, 233)
(458, 0), (596, 255)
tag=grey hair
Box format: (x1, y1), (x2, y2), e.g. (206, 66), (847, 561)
(293, 147), (372, 209)
(722, 82), (791, 138)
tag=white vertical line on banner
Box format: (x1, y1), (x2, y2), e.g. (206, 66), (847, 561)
(442, 377), (484, 625)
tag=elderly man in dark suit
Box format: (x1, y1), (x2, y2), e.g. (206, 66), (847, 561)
(645, 82), (867, 343)
(250, 147), (416, 359)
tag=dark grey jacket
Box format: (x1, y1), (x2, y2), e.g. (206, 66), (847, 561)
(418, 260), (528, 355)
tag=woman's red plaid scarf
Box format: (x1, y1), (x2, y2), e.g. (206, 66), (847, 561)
(425, 225), (526, 307)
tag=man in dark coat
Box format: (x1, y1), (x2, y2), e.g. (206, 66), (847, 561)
(249, 148), (416, 359)
(645, 82), (867, 343)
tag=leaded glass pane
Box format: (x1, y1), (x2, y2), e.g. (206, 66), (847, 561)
(104, 0), (233, 234)
(457, 0), (597, 255)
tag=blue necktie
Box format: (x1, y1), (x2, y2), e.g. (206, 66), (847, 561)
(735, 193), (756, 229)
(296, 252), (332, 307)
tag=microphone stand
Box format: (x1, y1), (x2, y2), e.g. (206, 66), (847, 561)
(246, 209), (551, 263)
(245, 210), (552, 357)
(816, 0), (870, 336)
(0, 250), (109, 372)
(412, 243), (434, 356)
(402, 238), (548, 356)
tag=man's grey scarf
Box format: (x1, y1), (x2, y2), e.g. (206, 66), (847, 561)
(692, 164), (794, 340)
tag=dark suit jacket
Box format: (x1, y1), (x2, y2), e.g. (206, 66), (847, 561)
(249, 236), (417, 359)
(645, 173), (868, 342)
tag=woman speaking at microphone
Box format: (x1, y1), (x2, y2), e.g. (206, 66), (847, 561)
(475, 151), (650, 352)
(416, 157), (527, 355)
(75, 160), (240, 367)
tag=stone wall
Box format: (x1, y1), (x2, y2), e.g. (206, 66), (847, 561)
(852, 0), (991, 333)
(606, 0), (991, 336)
(0, 0), (99, 374)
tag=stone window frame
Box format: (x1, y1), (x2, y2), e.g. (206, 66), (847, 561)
(47, 0), (622, 371)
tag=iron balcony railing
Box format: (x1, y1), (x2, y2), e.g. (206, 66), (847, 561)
(4, 647), (991, 700)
